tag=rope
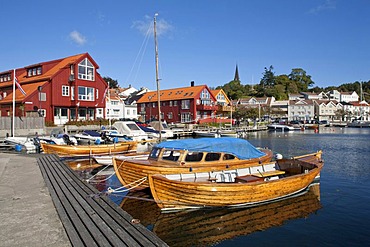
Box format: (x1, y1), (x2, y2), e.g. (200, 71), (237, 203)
(85, 164), (113, 183)
(106, 177), (147, 194)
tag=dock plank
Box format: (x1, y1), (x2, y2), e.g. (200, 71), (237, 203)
(38, 154), (168, 247)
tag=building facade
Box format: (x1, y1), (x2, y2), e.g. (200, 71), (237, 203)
(0, 53), (108, 125)
(137, 84), (218, 124)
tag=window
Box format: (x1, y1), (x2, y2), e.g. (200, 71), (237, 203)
(185, 152), (204, 162)
(201, 89), (210, 99)
(78, 58), (95, 81)
(127, 109), (130, 115)
(168, 112), (173, 119)
(39, 109), (46, 117)
(71, 86), (74, 100)
(205, 153), (221, 161)
(78, 86), (94, 101)
(27, 67), (42, 77)
(169, 101), (173, 106)
(174, 101), (178, 106)
(181, 112), (191, 123)
(111, 100), (118, 105)
(0, 74), (11, 82)
(62, 85), (70, 96)
(181, 100), (190, 109)
(162, 150), (181, 161)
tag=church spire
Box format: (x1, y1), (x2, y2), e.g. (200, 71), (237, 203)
(234, 64), (240, 82)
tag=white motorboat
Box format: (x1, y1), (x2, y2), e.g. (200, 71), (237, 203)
(267, 124), (295, 131)
(112, 121), (151, 142)
(5, 136), (40, 153)
(93, 153), (149, 166)
(74, 130), (105, 145)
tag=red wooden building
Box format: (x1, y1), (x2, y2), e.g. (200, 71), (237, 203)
(0, 53), (107, 125)
(137, 83), (219, 124)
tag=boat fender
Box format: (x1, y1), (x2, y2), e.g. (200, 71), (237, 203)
(14, 144), (22, 152)
(113, 137), (118, 143)
(275, 153), (283, 160)
(95, 139), (101, 145)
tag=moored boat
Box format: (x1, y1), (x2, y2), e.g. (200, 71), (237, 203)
(120, 184), (321, 246)
(93, 152), (149, 166)
(113, 137), (273, 190)
(41, 141), (137, 157)
(148, 151), (323, 211)
(267, 124), (295, 131)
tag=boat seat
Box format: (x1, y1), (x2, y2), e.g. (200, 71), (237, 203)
(252, 170), (286, 178)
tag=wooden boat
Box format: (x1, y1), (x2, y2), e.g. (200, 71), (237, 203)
(93, 152), (149, 166)
(41, 141), (137, 157)
(113, 137), (273, 190)
(120, 184), (321, 247)
(148, 150), (323, 211)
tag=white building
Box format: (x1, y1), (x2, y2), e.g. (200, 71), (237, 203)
(288, 100), (315, 121)
(314, 100), (343, 121)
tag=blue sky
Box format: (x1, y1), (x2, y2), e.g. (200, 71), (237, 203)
(1, 0), (370, 90)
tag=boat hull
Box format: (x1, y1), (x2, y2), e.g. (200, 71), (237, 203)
(113, 149), (273, 190)
(41, 141), (137, 157)
(148, 152), (323, 211)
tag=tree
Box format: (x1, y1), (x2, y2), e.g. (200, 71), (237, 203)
(288, 68), (314, 91)
(103, 77), (119, 88)
(218, 80), (246, 100)
(255, 66), (276, 97)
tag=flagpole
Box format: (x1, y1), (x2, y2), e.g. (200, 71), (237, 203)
(12, 69), (16, 137)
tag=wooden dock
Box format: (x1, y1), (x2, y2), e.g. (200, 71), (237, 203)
(38, 154), (168, 247)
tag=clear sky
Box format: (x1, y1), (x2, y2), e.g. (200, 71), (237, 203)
(1, 0), (370, 90)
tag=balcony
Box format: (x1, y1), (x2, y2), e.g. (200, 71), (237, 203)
(217, 105), (235, 112)
(196, 104), (218, 111)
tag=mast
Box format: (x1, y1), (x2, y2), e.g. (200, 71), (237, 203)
(12, 69), (16, 137)
(154, 13), (162, 141)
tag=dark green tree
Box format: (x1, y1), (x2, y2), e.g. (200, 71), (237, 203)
(103, 77), (119, 88)
(288, 68), (314, 91)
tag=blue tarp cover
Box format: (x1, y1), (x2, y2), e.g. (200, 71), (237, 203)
(155, 137), (265, 160)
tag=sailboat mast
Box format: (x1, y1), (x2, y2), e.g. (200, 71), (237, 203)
(154, 13), (162, 141)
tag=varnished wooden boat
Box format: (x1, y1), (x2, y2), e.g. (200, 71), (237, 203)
(148, 151), (323, 211)
(41, 141), (137, 157)
(113, 138), (273, 190)
(120, 184), (321, 247)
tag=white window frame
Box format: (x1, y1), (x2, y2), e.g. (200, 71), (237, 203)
(62, 85), (70, 96)
(78, 58), (95, 81)
(181, 100), (190, 109)
(78, 86), (95, 101)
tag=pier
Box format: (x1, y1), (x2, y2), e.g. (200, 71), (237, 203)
(38, 154), (168, 246)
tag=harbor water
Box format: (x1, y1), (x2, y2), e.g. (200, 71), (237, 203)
(74, 127), (370, 247)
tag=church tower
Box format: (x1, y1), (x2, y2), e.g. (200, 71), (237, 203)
(234, 64), (240, 82)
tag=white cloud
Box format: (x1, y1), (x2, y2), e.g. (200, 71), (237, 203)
(131, 15), (173, 37)
(309, 0), (336, 14)
(69, 30), (87, 45)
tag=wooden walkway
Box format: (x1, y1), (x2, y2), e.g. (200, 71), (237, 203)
(38, 154), (168, 247)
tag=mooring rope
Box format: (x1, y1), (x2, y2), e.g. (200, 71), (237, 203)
(106, 177), (147, 194)
(85, 164), (114, 183)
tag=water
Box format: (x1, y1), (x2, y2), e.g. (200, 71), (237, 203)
(79, 127), (370, 247)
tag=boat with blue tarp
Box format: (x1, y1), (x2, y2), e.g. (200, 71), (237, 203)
(113, 137), (273, 190)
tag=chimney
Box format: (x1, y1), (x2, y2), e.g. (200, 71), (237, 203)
(191, 81), (194, 87)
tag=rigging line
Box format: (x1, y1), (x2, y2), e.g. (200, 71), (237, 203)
(125, 22), (152, 85)
(133, 23), (152, 84)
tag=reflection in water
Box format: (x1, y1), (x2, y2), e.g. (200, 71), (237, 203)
(121, 184), (321, 247)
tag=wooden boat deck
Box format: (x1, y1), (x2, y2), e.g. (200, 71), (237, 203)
(38, 154), (168, 247)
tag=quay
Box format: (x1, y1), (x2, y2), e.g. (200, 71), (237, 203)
(0, 152), (168, 247)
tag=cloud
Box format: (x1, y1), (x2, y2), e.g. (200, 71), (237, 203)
(69, 30), (87, 45)
(131, 15), (173, 37)
(309, 0), (336, 14)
